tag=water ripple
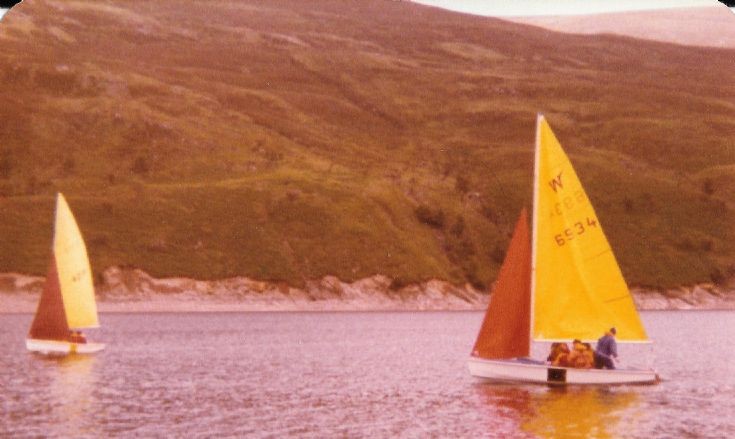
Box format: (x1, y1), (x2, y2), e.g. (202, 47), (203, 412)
(1, 311), (733, 437)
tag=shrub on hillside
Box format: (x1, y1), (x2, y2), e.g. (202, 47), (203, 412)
(702, 178), (715, 196)
(467, 270), (486, 291)
(131, 156), (149, 176)
(490, 244), (506, 264)
(480, 203), (500, 224)
(623, 197), (634, 213)
(455, 174), (470, 194)
(414, 204), (445, 229)
(700, 239), (714, 252)
(62, 157), (76, 176)
(389, 276), (411, 291)
(675, 237), (696, 252)
(710, 267), (725, 285)
(25, 175), (39, 195)
(450, 215), (465, 237)
(101, 202), (114, 214)
(0, 150), (13, 178)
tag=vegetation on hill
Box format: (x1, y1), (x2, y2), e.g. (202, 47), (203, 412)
(0, 0), (733, 289)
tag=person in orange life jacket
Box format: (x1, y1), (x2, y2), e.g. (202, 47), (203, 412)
(547, 342), (570, 367)
(582, 343), (595, 368)
(567, 339), (593, 368)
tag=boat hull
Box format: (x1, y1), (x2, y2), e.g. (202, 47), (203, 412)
(468, 357), (658, 385)
(26, 338), (105, 355)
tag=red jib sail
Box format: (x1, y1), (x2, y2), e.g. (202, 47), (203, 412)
(471, 208), (531, 359)
(28, 256), (70, 341)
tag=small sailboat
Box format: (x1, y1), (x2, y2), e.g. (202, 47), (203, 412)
(26, 193), (105, 355)
(468, 115), (657, 385)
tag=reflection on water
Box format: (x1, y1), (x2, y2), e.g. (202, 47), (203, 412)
(477, 385), (640, 438)
(0, 351), (99, 438)
(46, 355), (98, 437)
(475, 386), (535, 437)
(526, 387), (639, 438)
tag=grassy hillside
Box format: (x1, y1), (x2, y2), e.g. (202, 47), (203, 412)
(0, 0), (733, 289)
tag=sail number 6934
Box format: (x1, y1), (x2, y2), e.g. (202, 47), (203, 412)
(554, 217), (598, 246)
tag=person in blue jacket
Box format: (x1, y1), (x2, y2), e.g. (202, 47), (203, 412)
(594, 327), (618, 369)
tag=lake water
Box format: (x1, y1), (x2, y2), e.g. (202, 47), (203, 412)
(1, 311), (734, 438)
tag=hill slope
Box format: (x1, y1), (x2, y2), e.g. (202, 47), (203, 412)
(0, 0), (734, 289)
(507, 6), (735, 48)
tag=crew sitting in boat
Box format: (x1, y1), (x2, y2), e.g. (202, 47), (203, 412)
(547, 342), (570, 367)
(594, 327), (618, 369)
(583, 343), (595, 367)
(567, 339), (594, 369)
(69, 330), (87, 344)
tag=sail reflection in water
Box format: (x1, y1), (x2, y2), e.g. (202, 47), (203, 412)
(47, 356), (99, 437)
(476, 385), (641, 438)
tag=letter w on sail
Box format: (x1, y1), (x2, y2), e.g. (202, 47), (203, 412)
(548, 172), (563, 192)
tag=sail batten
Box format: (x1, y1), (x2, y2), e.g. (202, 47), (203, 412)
(532, 116), (648, 342)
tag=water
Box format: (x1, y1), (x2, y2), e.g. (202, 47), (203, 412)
(1, 311), (734, 438)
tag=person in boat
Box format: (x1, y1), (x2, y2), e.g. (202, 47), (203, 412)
(566, 339), (582, 366)
(594, 327), (618, 369)
(566, 339), (593, 369)
(547, 342), (570, 366)
(546, 342), (560, 362)
(582, 343), (595, 368)
(69, 330), (87, 344)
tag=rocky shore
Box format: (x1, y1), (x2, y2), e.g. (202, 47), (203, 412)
(1, 267), (734, 313)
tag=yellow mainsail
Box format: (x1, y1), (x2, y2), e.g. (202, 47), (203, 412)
(53, 193), (100, 329)
(532, 115), (647, 342)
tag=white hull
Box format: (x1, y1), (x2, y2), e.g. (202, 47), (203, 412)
(468, 357), (658, 385)
(26, 338), (105, 355)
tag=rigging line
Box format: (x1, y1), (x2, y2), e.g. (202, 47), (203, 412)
(585, 248), (611, 262)
(603, 295), (629, 303)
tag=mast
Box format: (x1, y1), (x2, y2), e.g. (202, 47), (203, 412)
(530, 113), (542, 347)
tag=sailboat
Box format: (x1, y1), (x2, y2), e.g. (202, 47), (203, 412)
(468, 115), (657, 385)
(26, 193), (105, 355)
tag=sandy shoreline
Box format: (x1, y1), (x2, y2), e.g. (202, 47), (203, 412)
(2, 267), (734, 313)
